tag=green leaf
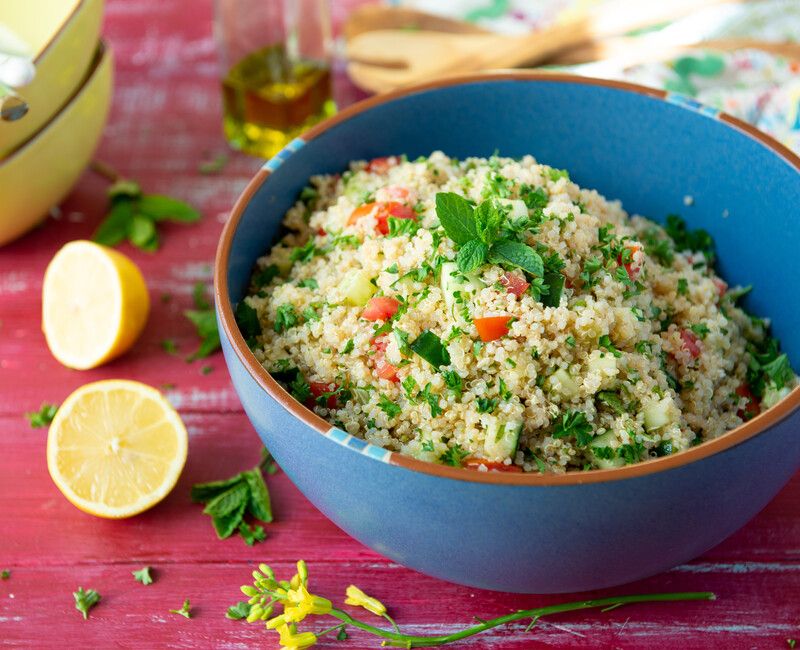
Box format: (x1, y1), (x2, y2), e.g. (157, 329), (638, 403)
(73, 587), (101, 620)
(243, 469), (273, 523)
(474, 199), (503, 244)
(541, 272), (563, 307)
(377, 394), (402, 418)
(193, 282), (210, 309)
(184, 309), (220, 360)
(410, 330), (451, 368)
(169, 599), (192, 619)
(202, 481), (250, 518)
(238, 521), (266, 546)
(435, 192), (478, 245)
(552, 410), (593, 447)
(190, 474), (245, 503)
(226, 601), (252, 620)
(489, 240), (544, 277)
(387, 217), (420, 238)
(26, 402), (58, 428)
(127, 214), (157, 250)
(108, 179), (141, 200)
(139, 194), (200, 223)
(198, 153), (228, 175)
(439, 443), (469, 467)
(763, 353), (793, 391)
(132, 566), (153, 585)
(235, 301), (260, 344)
(212, 500), (247, 539)
(456, 239), (488, 274)
(93, 201), (134, 246)
(596, 391), (625, 415)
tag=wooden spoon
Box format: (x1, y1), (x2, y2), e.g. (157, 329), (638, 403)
(346, 0), (739, 93)
(343, 4), (488, 41)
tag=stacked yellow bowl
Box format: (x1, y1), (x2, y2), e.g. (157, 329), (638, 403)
(0, 0), (111, 246)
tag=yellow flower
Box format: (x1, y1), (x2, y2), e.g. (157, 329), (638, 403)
(345, 585), (387, 616)
(275, 623), (317, 649)
(266, 583), (332, 627)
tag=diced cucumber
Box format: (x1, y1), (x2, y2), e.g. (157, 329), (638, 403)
(352, 386), (372, 406)
(342, 270), (376, 306)
(642, 396), (676, 431)
(499, 199), (528, 220)
(588, 431), (624, 469)
(440, 262), (483, 317)
(586, 352), (618, 390)
(547, 368), (579, 399)
(483, 420), (523, 459)
(762, 384), (792, 409)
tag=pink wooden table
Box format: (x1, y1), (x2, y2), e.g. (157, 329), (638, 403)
(1, 1), (799, 647)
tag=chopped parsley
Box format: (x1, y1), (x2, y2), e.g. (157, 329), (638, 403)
(677, 278), (689, 296)
(387, 217), (420, 238)
(377, 394), (401, 418)
(439, 444), (470, 467)
(476, 397), (498, 414)
(418, 383), (443, 417)
(552, 410), (593, 447)
(26, 403), (58, 428)
(598, 335), (622, 358)
(290, 240), (317, 263)
(297, 278), (318, 289)
(689, 323), (710, 339)
(274, 304), (299, 333)
(342, 339), (354, 354)
(664, 214), (715, 263)
(441, 370), (463, 398)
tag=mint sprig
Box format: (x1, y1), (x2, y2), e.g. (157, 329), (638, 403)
(191, 452), (275, 545)
(435, 192), (544, 278)
(93, 179), (200, 252)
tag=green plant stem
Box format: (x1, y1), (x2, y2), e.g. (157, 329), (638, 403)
(89, 159), (121, 183)
(327, 592), (714, 648)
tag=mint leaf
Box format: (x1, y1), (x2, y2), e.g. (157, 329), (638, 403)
(202, 481), (249, 518)
(456, 239), (488, 274)
(235, 301), (260, 346)
(541, 272), (564, 307)
(128, 214), (157, 249)
(93, 201), (133, 246)
(474, 199), (503, 245)
(243, 469), (272, 523)
(190, 474), (244, 502)
(212, 500), (247, 539)
(184, 309), (220, 360)
(489, 240), (544, 277)
(139, 195), (200, 223)
(193, 282), (210, 309)
(435, 192), (477, 245)
(238, 521), (266, 546)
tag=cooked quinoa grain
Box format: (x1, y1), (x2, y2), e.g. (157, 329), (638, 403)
(240, 152), (797, 473)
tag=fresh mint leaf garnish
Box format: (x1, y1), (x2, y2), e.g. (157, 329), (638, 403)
(435, 192), (478, 245)
(489, 240), (543, 277)
(456, 239), (488, 273)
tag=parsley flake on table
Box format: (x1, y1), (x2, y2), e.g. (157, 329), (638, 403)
(1, 569), (9, 580)
(73, 587), (101, 620)
(132, 566), (154, 585)
(92, 173), (200, 252)
(184, 282), (220, 360)
(25, 403), (58, 428)
(170, 599), (192, 619)
(226, 601), (252, 620)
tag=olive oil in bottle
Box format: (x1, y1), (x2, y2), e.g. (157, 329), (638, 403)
(222, 43), (335, 158)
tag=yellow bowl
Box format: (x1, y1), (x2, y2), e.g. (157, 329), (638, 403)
(0, 0), (104, 158)
(0, 42), (112, 246)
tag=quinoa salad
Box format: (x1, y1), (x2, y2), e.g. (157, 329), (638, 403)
(236, 152), (797, 473)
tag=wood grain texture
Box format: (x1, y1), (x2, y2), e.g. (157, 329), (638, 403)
(0, 0), (798, 647)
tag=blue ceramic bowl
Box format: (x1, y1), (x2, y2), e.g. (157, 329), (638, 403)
(215, 73), (800, 594)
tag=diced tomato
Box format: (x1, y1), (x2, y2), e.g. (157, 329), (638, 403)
(371, 335), (400, 382)
(712, 277), (728, 297)
(316, 226), (327, 237)
(376, 185), (417, 205)
(365, 156), (398, 174)
(376, 360), (400, 382)
(474, 315), (512, 342)
(500, 272), (530, 297)
(618, 244), (642, 281)
(307, 381), (339, 409)
(348, 201), (417, 235)
(362, 296), (400, 321)
(736, 384), (760, 421)
(680, 329), (702, 359)
(464, 458), (524, 472)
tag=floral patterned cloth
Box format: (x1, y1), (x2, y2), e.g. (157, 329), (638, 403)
(394, 0), (800, 153)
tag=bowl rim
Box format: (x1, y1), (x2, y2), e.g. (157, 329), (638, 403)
(215, 70), (800, 486)
(1, 41), (109, 166)
(34, 0), (91, 62)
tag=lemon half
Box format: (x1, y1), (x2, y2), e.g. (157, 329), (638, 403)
(42, 240), (149, 370)
(47, 380), (188, 518)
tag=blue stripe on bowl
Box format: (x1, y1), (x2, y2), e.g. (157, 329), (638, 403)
(261, 137), (307, 172)
(324, 427), (392, 463)
(665, 92), (721, 119)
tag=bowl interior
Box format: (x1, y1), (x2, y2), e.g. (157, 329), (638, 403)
(0, 0), (82, 57)
(226, 76), (800, 370)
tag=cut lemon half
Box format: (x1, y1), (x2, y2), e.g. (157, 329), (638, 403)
(47, 380), (188, 518)
(42, 240), (150, 370)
